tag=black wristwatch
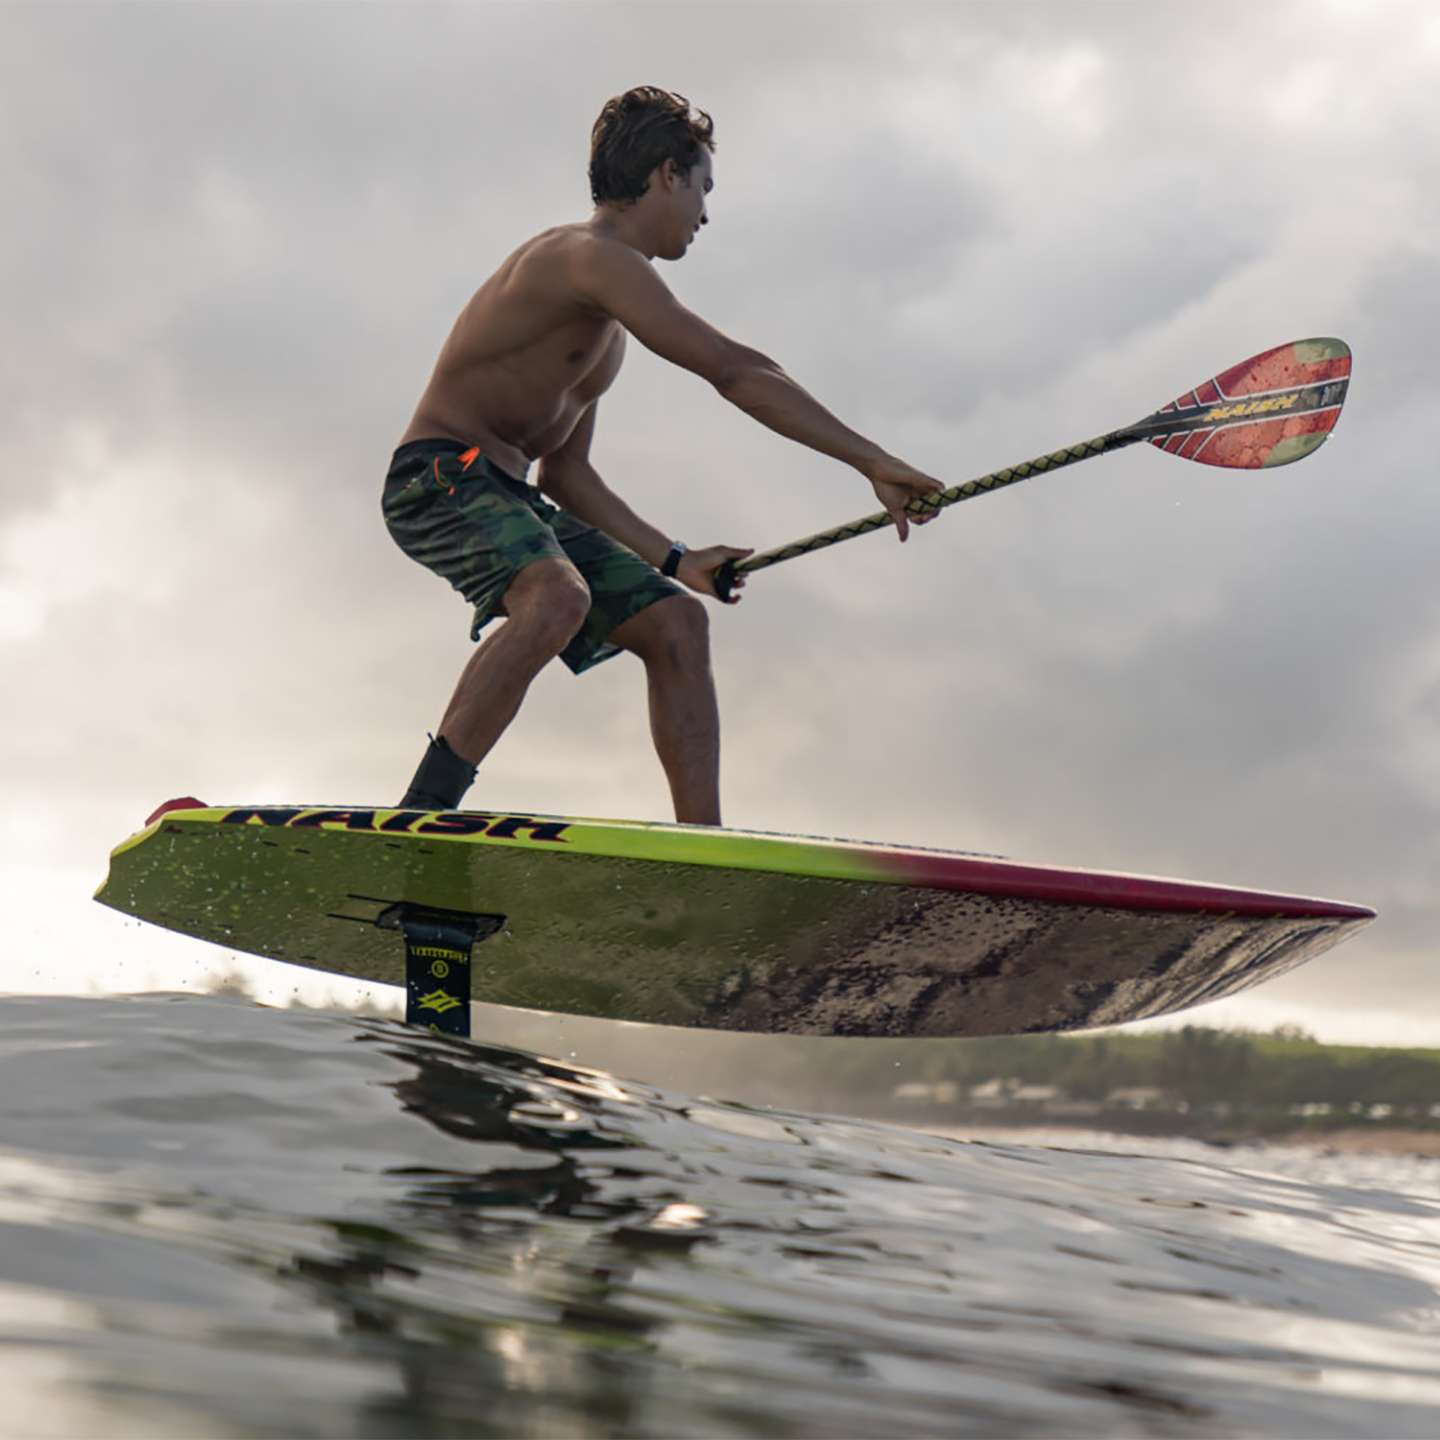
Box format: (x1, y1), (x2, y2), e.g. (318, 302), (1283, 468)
(661, 541), (687, 577)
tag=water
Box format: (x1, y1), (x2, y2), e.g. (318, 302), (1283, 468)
(1, 993), (1437, 1438)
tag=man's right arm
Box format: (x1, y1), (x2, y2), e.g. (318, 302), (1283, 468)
(571, 238), (942, 538)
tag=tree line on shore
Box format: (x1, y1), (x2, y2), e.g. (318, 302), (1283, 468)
(860, 1025), (1440, 1123)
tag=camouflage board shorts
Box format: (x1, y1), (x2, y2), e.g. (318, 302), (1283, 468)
(383, 438), (683, 674)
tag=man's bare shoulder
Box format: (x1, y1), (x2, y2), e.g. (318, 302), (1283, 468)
(504, 223), (633, 270)
(482, 225), (644, 319)
(518, 225), (653, 289)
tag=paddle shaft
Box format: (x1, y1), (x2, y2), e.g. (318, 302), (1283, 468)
(714, 427), (1142, 600)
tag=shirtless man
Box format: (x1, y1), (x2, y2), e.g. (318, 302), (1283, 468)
(385, 87), (942, 825)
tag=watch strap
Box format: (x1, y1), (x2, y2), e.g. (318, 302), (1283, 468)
(661, 541), (687, 578)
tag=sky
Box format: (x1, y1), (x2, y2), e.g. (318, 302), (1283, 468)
(3, 0), (1438, 1050)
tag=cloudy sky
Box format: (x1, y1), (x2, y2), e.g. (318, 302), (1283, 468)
(4, 0), (1437, 1048)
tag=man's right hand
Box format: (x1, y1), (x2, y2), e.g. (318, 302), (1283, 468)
(864, 455), (945, 542)
(678, 544), (754, 604)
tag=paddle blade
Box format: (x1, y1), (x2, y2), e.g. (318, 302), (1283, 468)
(1130, 338), (1351, 469)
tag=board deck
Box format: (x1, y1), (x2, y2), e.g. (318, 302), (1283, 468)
(95, 803), (1374, 1039)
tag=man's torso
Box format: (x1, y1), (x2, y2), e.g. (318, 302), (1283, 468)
(398, 225), (623, 479)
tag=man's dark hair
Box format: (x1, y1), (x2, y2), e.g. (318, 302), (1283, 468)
(589, 87), (715, 207)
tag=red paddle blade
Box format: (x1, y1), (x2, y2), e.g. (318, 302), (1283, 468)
(1128, 338), (1351, 469)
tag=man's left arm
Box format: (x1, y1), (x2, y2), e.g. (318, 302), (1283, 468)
(538, 403), (670, 563)
(538, 403), (751, 601)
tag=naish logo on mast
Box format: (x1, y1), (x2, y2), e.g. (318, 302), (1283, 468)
(414, 990), (464, 1015)
(1201, 394), (1302, 421)
(218, 807), (572, 842)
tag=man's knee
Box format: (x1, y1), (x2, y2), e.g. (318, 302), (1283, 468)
(637, 593), (711, 666)
(505, 562), (591, 652)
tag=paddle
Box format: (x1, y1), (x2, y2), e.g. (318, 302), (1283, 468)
(714, 337), (1352, 601)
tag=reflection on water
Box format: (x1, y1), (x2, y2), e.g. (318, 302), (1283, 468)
(0, 993), (1437, 1438)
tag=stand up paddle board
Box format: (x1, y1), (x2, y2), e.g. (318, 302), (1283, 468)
(94, 800), (1374, 1039)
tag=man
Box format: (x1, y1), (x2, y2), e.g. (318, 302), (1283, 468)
(385, 86), (942, 826)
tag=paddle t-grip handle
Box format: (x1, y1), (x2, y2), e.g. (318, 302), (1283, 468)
(714, 558), (738, 603)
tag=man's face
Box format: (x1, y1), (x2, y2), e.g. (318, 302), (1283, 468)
(657, 150), (712, 261)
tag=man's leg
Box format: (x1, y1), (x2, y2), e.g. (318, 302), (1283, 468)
(400, 558), (591, 808)
(609, 595), (721, 826)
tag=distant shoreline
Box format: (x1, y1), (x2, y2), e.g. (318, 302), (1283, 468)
(922, 1121), (1440, 1158)
(1245, 1127), (1440, 1157)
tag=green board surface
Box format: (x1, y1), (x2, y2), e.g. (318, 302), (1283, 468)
(96, 803), (1375, 1039)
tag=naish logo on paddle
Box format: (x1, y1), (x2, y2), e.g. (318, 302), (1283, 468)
(218, 807), (571, 842)
(1201, 394), (1302, 420)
